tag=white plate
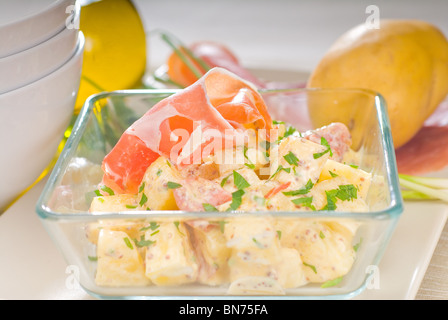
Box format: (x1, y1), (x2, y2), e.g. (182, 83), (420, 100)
(0, 69), (446, 300)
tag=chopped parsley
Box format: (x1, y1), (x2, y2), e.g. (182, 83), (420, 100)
(138, 182), (146, 193)
(100, 185), (115, 196)
(123, 237), (133, 250)
(252, 237), (265, 249)
(140, 221), (160, 232)
(276, 230), (282, 240)
(228, 189), (245, 211)
(211, 220), (227, 233)
(353, 238), (363, 252)
(322, 184), (358, 211)
(291, 196), (316, 211)
(202, 203), (218, 212)
(233, 170), (250, 190)
(125, 204), (137, 209)
(173, 221), (185, 236)
(283, 126), (297, 139)
(243, 146), (256, 169)
(167, 181), (182, 189)
(321, 276), (343, 288)
(139, 193), (148, 206)
(156, 169), (163, 177)
(303, 262), (317, 274)
(283, 179), (314, 196)
(268, 165), (291, 181)
(313, 137), (333, 159)
(133, 235), (156, 248)
(220, 173), (232, 187)
(283, 151), (299, 166)
(329, 170), (339, 178)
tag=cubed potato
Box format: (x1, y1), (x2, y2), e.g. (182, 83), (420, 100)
(95, 229), (150, 287)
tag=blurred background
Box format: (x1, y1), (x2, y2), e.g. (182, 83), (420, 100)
(133, 0), (448, 73)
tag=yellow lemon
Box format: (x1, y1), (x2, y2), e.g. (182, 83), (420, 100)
(75, 0), (147, 114)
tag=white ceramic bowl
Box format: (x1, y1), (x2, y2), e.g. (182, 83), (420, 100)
(0, 24), (79, 94)
(0, 0), (76, 58)
(0, 31), (85, 212)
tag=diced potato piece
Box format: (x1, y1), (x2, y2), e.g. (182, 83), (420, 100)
(310, 176), (369, 212)
(276, 218), (356, 283)
(224, 217), (282, 283)
(227, 276), (285, 295)
(139, 157), (182, 210)
(276, 247), (308, 289)
(214, 145), (268, 177)
(89, 194), (138, 212)
(185, 220), (231, 285)
(95, 229), (150, 287)
(85, 219), (146, 245)
(269, 136), (329, 189)
(145, 221), (198, 286)
(218, 167), (262, 193)
(319, 159), (372, 200)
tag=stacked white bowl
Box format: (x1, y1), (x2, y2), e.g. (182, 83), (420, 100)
(0, 0), (85, 211)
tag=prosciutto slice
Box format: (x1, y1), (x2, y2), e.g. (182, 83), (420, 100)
(101, 67), (274, 194)
(395, 99), (448, 174)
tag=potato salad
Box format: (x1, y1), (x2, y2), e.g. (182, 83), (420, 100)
(87, 120), (372, 294)
(85, 68), (375, 294)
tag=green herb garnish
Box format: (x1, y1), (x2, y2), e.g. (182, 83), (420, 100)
(329, 170), (339, 178)
(313, 137), (333, 159)
(123, 237), (133, 250)
(268, 165), (291, 181)
(139, 193), (148, 206)
(303, 262), (317, 274)
(233, 170), (250, 190)
(138, 182), (146, 193)
(220, 173), (232, 187)
(283, 179), (314, 196)
(228, 189), (245, 211)
(100, 185), (115, 196)
(283, 151), (299, 166)
(291, 196), (316, 211)
(173, 221), (185, 236)
(167, 181), (182, 189)
(203, 203), (218, 212)
(133, 235), (156, 248)
(321, 276), (343, 288)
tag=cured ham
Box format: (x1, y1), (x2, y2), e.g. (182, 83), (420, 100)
(395, 99), (448, 175)
(101, 67), (274, 194)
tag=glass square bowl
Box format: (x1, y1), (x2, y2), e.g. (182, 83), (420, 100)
(36, 88), (403, 300)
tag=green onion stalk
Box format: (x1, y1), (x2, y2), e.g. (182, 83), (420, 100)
(399, 174), (448, 203)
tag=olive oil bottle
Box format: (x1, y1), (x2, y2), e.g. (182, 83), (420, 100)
(75, 0), (147, 114)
